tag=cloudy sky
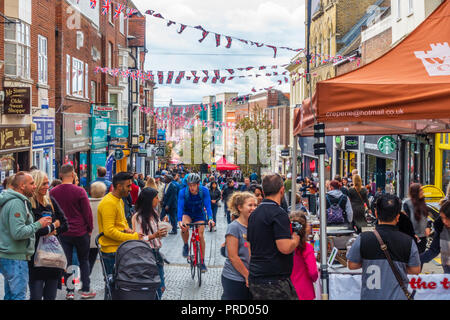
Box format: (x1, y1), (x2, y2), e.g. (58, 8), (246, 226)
(131, 0), (306, 107)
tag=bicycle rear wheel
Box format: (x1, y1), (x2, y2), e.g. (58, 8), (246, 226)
(196, 240), (202, 287)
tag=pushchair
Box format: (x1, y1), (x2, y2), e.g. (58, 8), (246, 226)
(95, 233), (161, 300)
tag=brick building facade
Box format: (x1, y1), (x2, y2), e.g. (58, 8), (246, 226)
(0, 0), (153, 189)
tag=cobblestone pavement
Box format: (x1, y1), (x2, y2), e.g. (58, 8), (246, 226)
(0, 205), (444, 300)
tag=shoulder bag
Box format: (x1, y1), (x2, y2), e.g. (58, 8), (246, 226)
(372, 229), (415, 300)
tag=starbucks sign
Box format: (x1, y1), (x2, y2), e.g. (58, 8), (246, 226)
(377, 136), (397, 155)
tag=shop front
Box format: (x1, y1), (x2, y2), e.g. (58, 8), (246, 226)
(90, 113), (110, 181)
(62, 113), (91, 188)
(434, 133), (450, 193)
(0, 125), (31, 190)
(32, 117), (55, 181)
(363, 135), (398, 193)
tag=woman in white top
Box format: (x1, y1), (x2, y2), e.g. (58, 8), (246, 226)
(132, 187), (169, 299)
(88, 182), (107, 275)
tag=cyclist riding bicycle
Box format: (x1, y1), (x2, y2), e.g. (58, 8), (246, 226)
(178, 173), (215, 272)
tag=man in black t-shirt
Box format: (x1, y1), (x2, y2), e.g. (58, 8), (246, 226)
(247, 173), (300, 300)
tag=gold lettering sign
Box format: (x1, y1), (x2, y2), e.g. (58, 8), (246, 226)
(0, 126), (31, 150)
(4, 87), (31, 115)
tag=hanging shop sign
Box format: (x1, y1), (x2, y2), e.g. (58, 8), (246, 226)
(110, 124), (129, 138)
(344, 136), (359, 150)
(114, 149), (125, 160)
(0, 125), (31, 151)
(377, 136), (397, 155)
(4, 87), (30, 115)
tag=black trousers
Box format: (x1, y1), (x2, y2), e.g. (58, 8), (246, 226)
(60, 233), (91, 292)
(29, 279), (59, 300)
(249, 278), (298, 300)
(221, 275), (251, 300)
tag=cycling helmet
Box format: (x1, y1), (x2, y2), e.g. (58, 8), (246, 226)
(186, 173), (201, 185)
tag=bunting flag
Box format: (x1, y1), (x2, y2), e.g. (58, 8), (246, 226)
(212, 77), (218, 84)
(124, 8), (138, 18)
(215, 34), (221, 47)
(214, 70), (220, 78)
(178, 24), (187, 34)
(193, 77), (200, 84)
(167, 20), (176, 27)
(202, 70), (209, 77)
(202, 77), (209, 83)
(220, 77), (227, 84)
(90, 0), (97, 9)
(166, 71), (174, 84)
(266, 45), (278, 58)
(101, 0), (111, 15)
(158, 71), (164, 84)
(226, 69), (235, 75)
(114, 3), (124, 19)
(199, 30), (209, 43)
(225, 36), (232, 49)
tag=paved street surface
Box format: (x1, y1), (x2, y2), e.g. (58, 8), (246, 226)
(0, 205), (443, 300)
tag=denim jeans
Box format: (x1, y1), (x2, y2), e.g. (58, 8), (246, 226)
(156, 264), (165, 300)
(0, 258), (29, 300)
(60, 233), (91, 292)
(101, 252), (115, 276)
(211, 204), (218, 224)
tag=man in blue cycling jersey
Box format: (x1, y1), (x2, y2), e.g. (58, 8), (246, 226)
(178, 173), (215, 272)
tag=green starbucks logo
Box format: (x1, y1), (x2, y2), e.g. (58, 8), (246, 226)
(377, 136), (396, 155)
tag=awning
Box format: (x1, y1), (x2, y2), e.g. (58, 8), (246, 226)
(210, 156), (240, 171)
(294, 0), (450, 137)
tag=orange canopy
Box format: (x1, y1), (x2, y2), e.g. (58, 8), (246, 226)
(294, 0), (450, 136)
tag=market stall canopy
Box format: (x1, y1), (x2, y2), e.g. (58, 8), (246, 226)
(294, 0), (450, 137)
(211, 156), (240, 171)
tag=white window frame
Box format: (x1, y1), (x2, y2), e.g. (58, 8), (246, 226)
(66, 55), (71, 95)
(408, 0), (414, 15)
(4, 20), (31, 79)
(38, 35), (48, 84)
(397, 0), (402, 20)
(119, 12), (124, 34)
(108, 42), (113, 69)
(85, 63), (89, 99)
(72, 57), (84, 97)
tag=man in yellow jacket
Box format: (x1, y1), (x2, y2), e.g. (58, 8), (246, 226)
(97, 172), (140, 276)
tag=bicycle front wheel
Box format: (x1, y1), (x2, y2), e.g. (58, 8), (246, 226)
(197, 241), (202, 287)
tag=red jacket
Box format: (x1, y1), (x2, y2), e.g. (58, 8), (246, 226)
(130, 183), (140, 205)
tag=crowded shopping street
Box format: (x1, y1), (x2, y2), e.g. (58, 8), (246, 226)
(0, 0), (449, 307)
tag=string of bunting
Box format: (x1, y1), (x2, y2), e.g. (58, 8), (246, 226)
(94, 66), (291, 84)
(140, 106), (236, 129)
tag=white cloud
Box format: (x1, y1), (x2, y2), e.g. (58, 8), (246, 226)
(131, 0), (304, 106)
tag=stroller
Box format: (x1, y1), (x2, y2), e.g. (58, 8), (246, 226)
(96, 233), (161, 300)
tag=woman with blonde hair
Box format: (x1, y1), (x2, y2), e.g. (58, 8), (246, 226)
(28, 170), (69, 300)
(348, 174), (371, 233)
(145, 177), (158, 189)
(221, 192), (257, 300)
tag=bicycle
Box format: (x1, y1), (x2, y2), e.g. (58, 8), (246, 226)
(185, 222), (209, 287)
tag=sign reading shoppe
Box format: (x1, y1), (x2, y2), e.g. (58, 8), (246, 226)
(4, 87), (31, 115)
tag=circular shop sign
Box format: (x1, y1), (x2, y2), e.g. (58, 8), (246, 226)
(377, 136), (396, 155)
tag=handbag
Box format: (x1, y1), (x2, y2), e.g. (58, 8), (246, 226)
(34, 235), (67, 270)
(372, 230), (415, 300)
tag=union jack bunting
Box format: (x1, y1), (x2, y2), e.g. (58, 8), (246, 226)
(90, 0), (97, 9)
(124, 8), (138, 18)
(114, 4), (124, 19)
(101, 0), (111, 15)
(226, 69), (234, 75)
(225, 36), (232, 49)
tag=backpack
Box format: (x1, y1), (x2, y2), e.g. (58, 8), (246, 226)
(326, 194), (347, 224)
(184, 186), (205, 207)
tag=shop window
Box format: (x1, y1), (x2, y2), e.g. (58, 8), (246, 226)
(4, 20), (30, 78)
(443, 150), (450, 192)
